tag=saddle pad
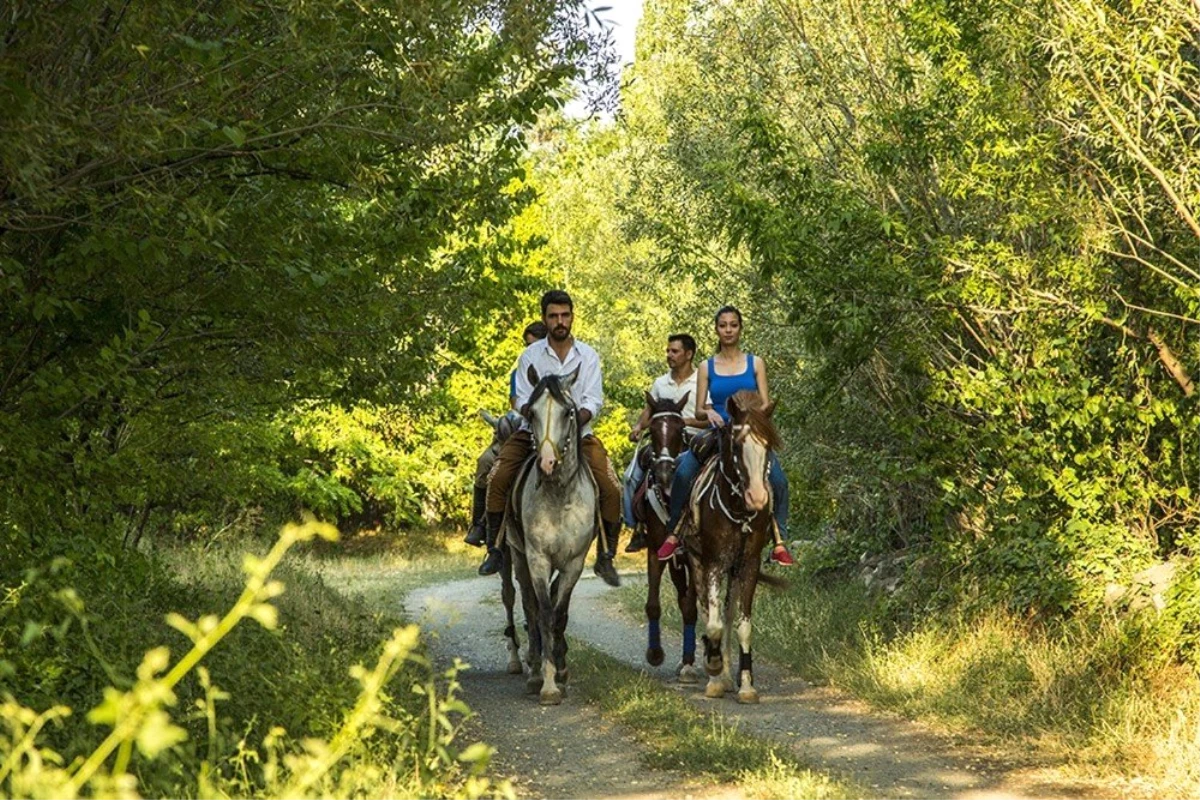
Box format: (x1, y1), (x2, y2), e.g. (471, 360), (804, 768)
(683, 456), (720, 540)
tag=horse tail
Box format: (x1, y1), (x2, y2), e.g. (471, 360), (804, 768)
(756, 570), (789, 591)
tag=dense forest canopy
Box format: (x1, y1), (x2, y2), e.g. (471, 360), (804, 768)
(546, 0), (1198, 653)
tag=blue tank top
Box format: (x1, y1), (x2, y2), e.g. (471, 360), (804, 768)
(708, 354), (758, 423)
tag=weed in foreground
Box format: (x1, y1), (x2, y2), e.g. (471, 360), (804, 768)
(0, 520), (510, 800)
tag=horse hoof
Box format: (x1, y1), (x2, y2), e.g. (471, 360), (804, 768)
(677, 664), (701, 684)
(722, 676), (736, 692)
(539, 688), (563, 706)
(507, 660), (524, 675)
(704, 680), (726, 699)
(646, 647), (665, 667)
(738, 688), (760, 705)
(526, 677), (543, 694)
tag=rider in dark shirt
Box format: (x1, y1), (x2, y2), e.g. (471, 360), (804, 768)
(464, 321), (546, 547)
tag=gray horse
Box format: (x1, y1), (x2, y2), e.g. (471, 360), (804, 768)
(502, 365), (598, 705)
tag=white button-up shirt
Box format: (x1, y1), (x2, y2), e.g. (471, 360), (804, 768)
(513, 337), (604, 437)
(650, 370), (704, 436)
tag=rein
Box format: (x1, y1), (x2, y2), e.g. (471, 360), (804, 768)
(708, 423), (765, 533)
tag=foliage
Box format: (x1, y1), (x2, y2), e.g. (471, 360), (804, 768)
(0, 521), (507, 799)
(0, 0), (607, 552)
(563, 0), (1200, 658)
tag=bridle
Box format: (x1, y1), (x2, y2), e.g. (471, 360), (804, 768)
(533, 391), (579, 476)
(709, 422), (768, 532)
(649, 409), (684, 472)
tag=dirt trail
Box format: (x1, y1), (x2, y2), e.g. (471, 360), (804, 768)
(405, 571), (1106, 800)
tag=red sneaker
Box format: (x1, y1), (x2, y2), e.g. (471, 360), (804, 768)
(769, 545), (795, 566)
(656, 537), (680, 561)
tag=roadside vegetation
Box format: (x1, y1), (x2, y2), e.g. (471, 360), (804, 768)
(568, 639), (858, 800)
(1, 521), (503, 798)
(614, 566), (1200, 797)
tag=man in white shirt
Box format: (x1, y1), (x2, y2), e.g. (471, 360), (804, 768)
(623, 334), (708, 551)
(479, 290), (624, 586)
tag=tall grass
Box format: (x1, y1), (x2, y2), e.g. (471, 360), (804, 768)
(614, 569), (1200, 797)
(1, 523), (504, 799)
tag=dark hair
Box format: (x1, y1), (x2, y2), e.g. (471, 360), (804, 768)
(541, 290), (573, 315)
(523, 321), (548, 340)
(668, 333), (697, 354)
(714, 305), (743, 327)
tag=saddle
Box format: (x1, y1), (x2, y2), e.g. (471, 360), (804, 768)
(632, 471), (670, 525)
(500, 454), (604, 550)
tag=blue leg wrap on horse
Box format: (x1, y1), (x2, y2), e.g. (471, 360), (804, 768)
(683, 623), (696, 658)
(648, 619), (661, 650)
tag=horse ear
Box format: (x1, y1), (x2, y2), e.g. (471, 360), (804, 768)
(644, 390), (655, 409)
(726, 395), (744, 420)
(526, 364), (539, 386)
(763, 400), (777, 417)
(673, 391), (690, 412)
(479, 409), (499, 429)
(560, 365), (581, 391)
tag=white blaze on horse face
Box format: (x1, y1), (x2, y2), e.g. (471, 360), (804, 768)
(742, 434), (770, 511)
(532, 390), (569, 476)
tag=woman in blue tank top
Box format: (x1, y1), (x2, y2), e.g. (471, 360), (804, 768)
(656, 306), (793, 565)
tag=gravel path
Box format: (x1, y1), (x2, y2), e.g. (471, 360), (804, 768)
(405, 570), (1107, 800)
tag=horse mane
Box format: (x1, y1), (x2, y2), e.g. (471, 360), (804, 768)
(727, 390), (782, 451)
(526, 373), (575, 412)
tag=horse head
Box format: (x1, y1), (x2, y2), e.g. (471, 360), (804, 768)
(724, 391), (780, 512)
(479, 408), (523, 446)
(646, 390), (690, 488)
(524, 364), (581, 479)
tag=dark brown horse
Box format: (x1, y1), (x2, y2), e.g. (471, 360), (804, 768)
(683, 390), (783, 703)
(635, 391), (701, 683)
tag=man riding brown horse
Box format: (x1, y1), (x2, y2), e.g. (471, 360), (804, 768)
(622, 333), (707, 553)
(478, 290), (624, 587)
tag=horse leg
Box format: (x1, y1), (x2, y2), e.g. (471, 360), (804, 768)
(550, 561), (585, 688)
(501, 547), (522, 675)
(644, 545), (665, 666)
(736, 569), (760, 704)
(720, 575), (738, 694)
(513, 551), (541, 692)
(701, 566), (726, 698)
(670, 556), (700, 684)
(528, 558), (561, 705)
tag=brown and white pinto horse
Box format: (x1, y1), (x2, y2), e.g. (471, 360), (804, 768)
(635, 391), (701, 683)
(683, 390), (784, 703)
